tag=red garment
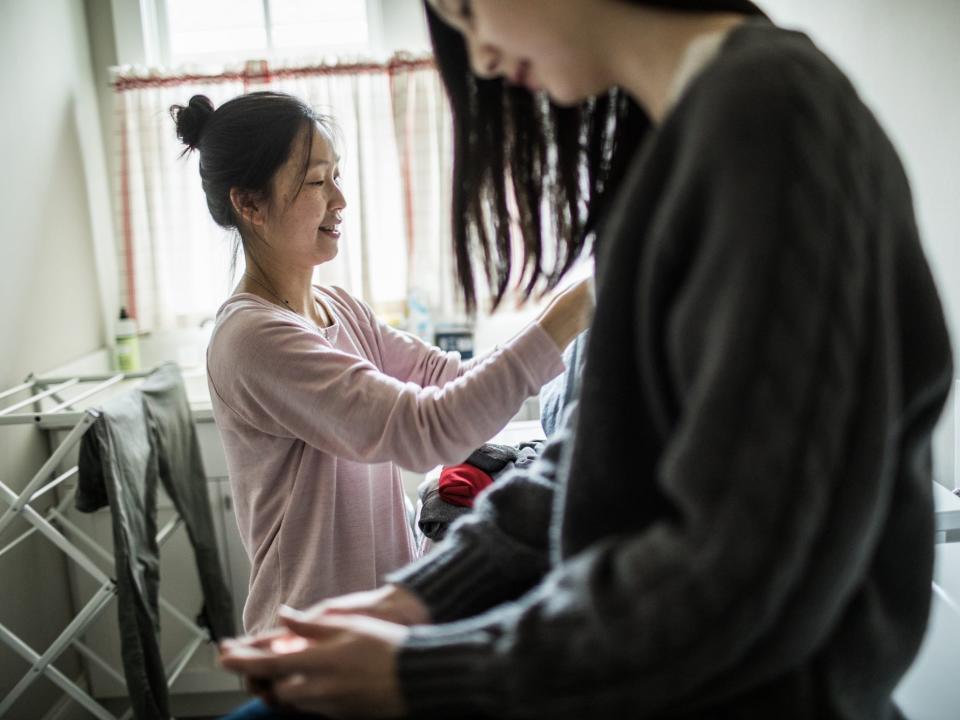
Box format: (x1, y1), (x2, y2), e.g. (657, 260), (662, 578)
(438, 463), (494, 508)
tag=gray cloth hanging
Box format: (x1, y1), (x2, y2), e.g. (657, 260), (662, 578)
(77, 363), (235, 720)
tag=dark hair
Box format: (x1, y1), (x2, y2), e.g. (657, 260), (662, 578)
(170, 91), (330, 269)
(426, 0), (766, 312)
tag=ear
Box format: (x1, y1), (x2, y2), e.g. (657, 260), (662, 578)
(229, 187), (267, 228)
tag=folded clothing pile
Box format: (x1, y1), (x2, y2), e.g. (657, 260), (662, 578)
(416, 441), (541, 546)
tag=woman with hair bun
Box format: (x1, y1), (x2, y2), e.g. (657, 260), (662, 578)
(171, 91), (592, 635)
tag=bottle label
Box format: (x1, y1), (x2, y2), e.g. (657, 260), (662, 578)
(116, 338), (141, 372)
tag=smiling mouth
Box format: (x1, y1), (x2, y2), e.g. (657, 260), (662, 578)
(319, 221), (341, 236)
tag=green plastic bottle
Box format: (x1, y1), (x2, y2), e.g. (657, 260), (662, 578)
(115, 307), (141, 372)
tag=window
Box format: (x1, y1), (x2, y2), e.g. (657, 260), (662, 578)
(158, 0), (376, 65)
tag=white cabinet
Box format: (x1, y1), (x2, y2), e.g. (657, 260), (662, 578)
(195, 420), (252, 637)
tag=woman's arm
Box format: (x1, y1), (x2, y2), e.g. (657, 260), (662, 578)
(366, 279), (594, 388)
(209, 310), (565, 473)
(219, 411), (580, 715)
(384, 406), (576, 621)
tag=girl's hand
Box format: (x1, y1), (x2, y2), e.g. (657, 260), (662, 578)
(537, 278), (595, 351)
(218, 584), (430, 702)
(220, 610), (410, 718)
(296, 583), (431, 626)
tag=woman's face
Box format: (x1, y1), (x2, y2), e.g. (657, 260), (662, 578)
(427, 0), (610, 106)
(263, 123), (346, 268)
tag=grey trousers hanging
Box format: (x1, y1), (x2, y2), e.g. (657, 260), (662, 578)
(77, 363), (235, 720)
(141, 365), (235, 642)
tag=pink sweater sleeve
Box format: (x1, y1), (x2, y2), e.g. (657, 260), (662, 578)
(337, 291), (485, 386)
(210, 312), (563, 473)
(370, 318), (469, 387)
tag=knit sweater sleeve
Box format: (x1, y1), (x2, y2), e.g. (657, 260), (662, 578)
(386, 406), (576, 622)
(395, 53), (873, 717)
(207, 305), (563, 474)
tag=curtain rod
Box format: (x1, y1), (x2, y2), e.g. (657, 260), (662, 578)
(111, 55), (435, 93)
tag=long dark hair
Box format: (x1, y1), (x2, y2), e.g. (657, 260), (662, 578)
(427, 0), (766, 312)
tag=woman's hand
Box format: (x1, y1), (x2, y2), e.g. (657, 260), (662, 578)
(536, 278), (595, 351)
(220, 610), (410, 718)
(219, 585), (430, 707)
(296, 583), (432, 626)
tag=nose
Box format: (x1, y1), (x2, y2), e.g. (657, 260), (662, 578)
(329, 183), (347, 211)
(467, 37), (503, 79)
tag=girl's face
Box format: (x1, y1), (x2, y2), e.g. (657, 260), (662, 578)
(427, 0), (609, 106)
(262, 123), (346, 268)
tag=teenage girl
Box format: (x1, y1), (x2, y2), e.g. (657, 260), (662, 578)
(219, 2), (952, 718)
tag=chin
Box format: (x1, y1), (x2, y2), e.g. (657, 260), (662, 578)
(543, 70), (611, 107)
(314, 237), (339, 261)
(544, 82), (591, 107)
(548, 92), (585, 107)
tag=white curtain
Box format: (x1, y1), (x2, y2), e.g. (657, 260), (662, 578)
(112, 57), (454, 332)
(389, 63), (460, 320)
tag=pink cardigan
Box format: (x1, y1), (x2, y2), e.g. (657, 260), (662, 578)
(206, 286), (564, 632)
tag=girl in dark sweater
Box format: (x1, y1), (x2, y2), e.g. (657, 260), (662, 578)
(219, 2), (953, 718)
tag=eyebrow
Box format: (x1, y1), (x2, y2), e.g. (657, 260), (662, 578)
(308, 157), (339, 168)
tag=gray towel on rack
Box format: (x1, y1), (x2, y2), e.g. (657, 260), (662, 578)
(77, 363), (235, 720)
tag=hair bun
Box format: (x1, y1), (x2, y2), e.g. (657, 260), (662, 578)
(170, 94), (215, 150)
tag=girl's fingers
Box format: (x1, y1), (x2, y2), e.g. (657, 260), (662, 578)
(219, 643), (316, 677)
(220, 626), (290, 653)
(277, 606), (357, 639)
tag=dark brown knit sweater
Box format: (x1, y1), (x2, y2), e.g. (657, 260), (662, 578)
(389, 17), (953, 719)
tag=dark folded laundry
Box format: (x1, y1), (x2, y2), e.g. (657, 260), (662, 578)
(439, 464), (494, 508)
(515, 444), (541, 470)
(417, 477), (470, 541)
(465, 443), (518, 474)
(417, 441), (545, 543)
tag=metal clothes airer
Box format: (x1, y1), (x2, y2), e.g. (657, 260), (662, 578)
(0, 371), (209, 720)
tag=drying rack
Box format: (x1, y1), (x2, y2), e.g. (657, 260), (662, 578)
(0, 369), (211, 720)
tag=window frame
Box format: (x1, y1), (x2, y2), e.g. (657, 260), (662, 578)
(140, 0), (385, 67)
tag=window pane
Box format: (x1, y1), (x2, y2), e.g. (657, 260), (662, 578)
(270, 0), (369, 51)
(166, 0), (267, 60)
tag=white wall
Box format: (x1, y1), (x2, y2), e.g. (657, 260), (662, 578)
(757, 0), (960, 487)
(0, 0), (108, 716)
